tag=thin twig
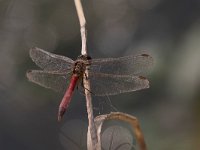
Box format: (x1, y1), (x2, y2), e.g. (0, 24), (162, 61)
(74, 0), (98, 149)
(74, 0), (87, 55)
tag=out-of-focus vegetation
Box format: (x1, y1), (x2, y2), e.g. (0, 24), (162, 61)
(0, 0), (199, 149)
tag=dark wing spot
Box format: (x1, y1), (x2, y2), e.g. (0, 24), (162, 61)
(139, 76), (147, 80)
(141, 54), (150, 57)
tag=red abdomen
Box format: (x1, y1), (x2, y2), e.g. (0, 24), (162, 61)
(58, 74), (79, 121)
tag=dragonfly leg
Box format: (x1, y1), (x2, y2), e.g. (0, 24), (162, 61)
(84, 87), (94, 95)
(84, 72), (88, 80)
(78, 80), (95, 96)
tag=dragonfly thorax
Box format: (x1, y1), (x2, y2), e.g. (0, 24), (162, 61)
(73, 55), (91, 76)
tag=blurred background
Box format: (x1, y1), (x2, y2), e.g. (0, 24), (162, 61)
(0, 0), (200, 149)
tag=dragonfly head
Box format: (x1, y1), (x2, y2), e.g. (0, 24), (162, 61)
(77, 54), (91, 61)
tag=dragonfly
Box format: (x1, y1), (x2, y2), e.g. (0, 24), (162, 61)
(27, 47), (153, 121)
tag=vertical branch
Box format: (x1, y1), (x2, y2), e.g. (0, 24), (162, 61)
(74, 0), (98, 149)
(74, 0), (87, 55)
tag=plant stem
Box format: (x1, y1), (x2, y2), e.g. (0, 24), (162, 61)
(74, 0), (98, 149)
(74, 0), (87, 55)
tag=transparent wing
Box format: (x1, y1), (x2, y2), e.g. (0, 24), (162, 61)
(29, 47), (74, 72)
(88, 72), (149, 96)
(26, 70), (71, 93)
(90, 54), (153, 76)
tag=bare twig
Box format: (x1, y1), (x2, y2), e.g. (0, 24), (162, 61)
(74, 0), (87, 55)
(74, 0), (98, 149)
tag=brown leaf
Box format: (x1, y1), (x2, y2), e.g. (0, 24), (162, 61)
(95, 112), (147, 150)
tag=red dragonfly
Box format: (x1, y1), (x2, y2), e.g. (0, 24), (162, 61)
(27, 47), (153, 121)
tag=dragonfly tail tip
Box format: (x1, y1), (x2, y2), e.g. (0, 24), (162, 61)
(58, 107), (66, 122)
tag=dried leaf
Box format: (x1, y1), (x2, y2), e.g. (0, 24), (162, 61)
(101, 125), (135, 150)
(95, 112), (147, 150)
